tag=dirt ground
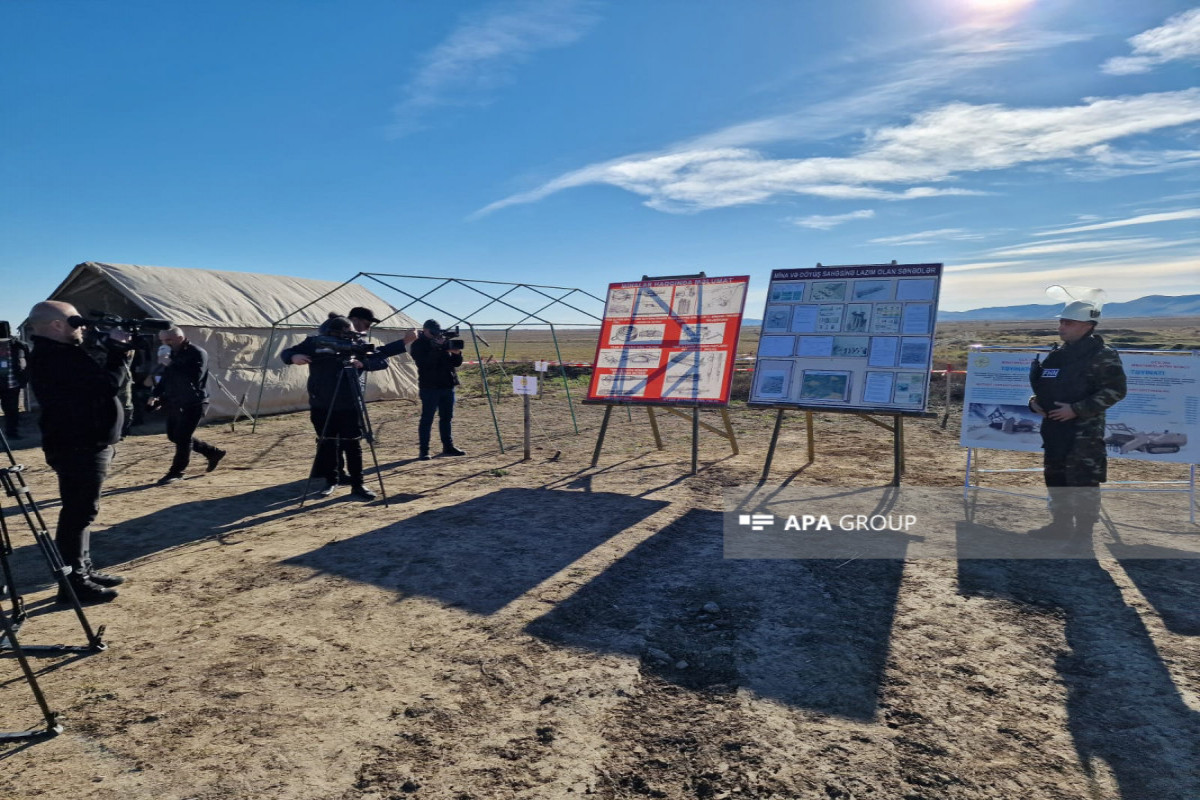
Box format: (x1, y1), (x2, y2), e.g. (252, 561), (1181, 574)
(1, 386), (1198, 800)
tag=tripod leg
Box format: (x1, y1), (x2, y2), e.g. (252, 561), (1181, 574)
(348, 363), (387, 506)
(0, 605), (63, 739)
(1, 464), (106, 652)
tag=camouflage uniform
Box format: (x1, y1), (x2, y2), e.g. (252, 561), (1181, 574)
(1029, 334), (1126, 530)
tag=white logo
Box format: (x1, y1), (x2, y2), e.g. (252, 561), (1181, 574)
(738, 513), (775, 531)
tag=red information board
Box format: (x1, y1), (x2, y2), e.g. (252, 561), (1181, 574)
(585, 275), (749, 406)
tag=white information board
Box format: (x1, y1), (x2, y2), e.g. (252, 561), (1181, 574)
(513, 375), (539, 395)
(960, 348), (1199, 463)
(749, 263), (943, 411)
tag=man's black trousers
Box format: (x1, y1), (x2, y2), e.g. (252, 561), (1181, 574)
(1, 386), (20, 436)
(310, 407), (363, 484)
(44, 445), (113, 568)
(165, 403), (219, 475)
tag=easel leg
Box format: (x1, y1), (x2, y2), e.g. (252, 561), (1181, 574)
(646, 407), (664, 450)
(891, 415), (901, 487)
(719, 407), (738, 456)
(691, 406), (699, 475)
(805, 411), (814, 463)
(760, 409), (785, 484)
(591, 406), (614, 467)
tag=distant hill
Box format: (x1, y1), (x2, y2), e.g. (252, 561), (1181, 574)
(938, 294), (1200, 321)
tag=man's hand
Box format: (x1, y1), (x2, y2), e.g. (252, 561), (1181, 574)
(350, 358), (364, 369)
(291, 354), (312, 365)
(146, 396), (161, 411)
(1047, 402), (1078, 422)
(109, 330), (132, 344)
(1029, 398), (1045, 416)
(403, 329), (418, 345)
(449, 349), (462, 355)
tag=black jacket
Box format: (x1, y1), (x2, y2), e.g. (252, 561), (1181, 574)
(280, 336), (389, 410)
(0, 338), (29, 388)
(409, 334), (463, 390)
(152, 340), (210, 408)
(28, 335), (129, 449)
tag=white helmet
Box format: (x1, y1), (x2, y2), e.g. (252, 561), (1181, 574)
(1047, 285), (1105, 323)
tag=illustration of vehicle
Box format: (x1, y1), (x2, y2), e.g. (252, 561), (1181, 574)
(987, 407), (1038, 434)
(1105, 423), (1187, 454)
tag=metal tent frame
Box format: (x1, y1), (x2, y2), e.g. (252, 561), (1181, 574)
(251, 272), (604, 452)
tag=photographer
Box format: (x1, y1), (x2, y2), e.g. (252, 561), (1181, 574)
(0, 324), (29, 439)
(26, 301), (130, 604)
(281, 316), (388, 499)
(147, 327), (227, 485)
(409, 319), (466, 460)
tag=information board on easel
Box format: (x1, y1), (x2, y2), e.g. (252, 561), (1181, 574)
(585, 274), (750, 472)
(748, 263), (943, 484)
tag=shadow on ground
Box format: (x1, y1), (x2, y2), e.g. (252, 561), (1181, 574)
(525, 508), (905, 720)
(283, 487), (669, 616)
(958, 529), (1200, 800)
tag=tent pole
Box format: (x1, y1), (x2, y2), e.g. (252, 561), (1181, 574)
(251, 322), (280, 433)
(468, 323), (504, 453)
(548, 323), (579, 434)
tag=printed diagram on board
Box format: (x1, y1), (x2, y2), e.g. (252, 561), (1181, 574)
(662, 350), (728, 399)
(699, 282), (746, 315)
(606, 287), (635, 318)
(608, 323), (666, 345)
(634, 287), (673, 317)
(672, 285), (699, 316)
(595, 348), (662, 368)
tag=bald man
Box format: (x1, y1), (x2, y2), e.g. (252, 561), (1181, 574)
(27, 301), (131, 603)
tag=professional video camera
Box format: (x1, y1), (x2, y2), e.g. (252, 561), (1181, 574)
(435, 325), (465, 351)
(310, 333), (378, 359)
(71, 313), (173, 336)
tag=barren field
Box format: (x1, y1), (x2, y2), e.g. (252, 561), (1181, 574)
(2, 322), (1198, 800)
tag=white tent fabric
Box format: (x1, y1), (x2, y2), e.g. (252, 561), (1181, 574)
(44, 262), (419, 419)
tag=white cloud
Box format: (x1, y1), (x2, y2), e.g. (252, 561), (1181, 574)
(988, 236), (1165, 257)
(1102, 7), (1200, 75)
(869, 228), (990, 245)
(1036, 208), (1200, 236)
(391, 0), (598, 135)
(793, 209), (875, 230)
(478, 89), (1200, 216)
(943, 260), (1028, 273)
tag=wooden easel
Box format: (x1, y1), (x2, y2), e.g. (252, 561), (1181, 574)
(756, 404), (935, 486)
(589, 403), (738, 474)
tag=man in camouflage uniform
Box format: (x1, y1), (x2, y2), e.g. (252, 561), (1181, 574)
(1028, 295), (1126, 540)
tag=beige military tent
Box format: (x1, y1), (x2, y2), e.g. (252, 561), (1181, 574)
(44, 262), (419, 419)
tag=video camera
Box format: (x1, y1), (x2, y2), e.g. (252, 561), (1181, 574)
(310, 333), (377, 360)
(71, 313), (173, 336)
(433, 325), (465, 351)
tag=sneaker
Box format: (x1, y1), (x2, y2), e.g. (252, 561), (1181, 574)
(350, 484), (377, 501)
(156, 473), (184, 486)
(84, 561), (125, 587)
(56, 577), (119, 605)
(441, 446), (467, 457)
(205, 449), (227, 473)
(316, 481), (337, 498)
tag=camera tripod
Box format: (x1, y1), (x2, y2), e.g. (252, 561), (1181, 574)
(300, 357), (388, 507)
(0, 429), (108, 739)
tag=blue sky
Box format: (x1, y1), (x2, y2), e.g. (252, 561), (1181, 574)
(2, 0), (1198, 327)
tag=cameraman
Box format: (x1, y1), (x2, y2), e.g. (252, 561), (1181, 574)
(0, 324), (29, 439)
(281, 316), (388, 500)
(26, 301), (129, 604)
(147, 327), (226, 485)
(409, 319), (466, 460)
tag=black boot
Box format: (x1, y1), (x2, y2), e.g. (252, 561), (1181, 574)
(84, 558), (125, 587)
(350, 483), (377, 501)
(56, 572), (119, 604)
